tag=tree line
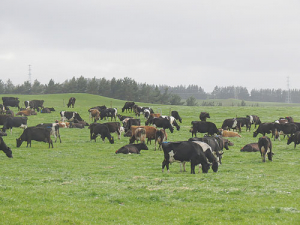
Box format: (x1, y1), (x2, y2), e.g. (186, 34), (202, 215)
(0, 76), (298, 105)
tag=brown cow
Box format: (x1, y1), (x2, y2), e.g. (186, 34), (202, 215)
(89, 109), (100, 122)
(219, 129), (242, 137)
(16, 109), (37, 116)
(129, 126), (157, 145)
(133, 127), (146, 143)
(155, 129), (167, 151)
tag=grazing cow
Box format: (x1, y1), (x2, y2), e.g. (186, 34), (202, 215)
(151, 117), (174, 133)
(221, 118), (238, 131)
(16, 109), (37, 116)
(199, 112), (210, 121)
(16, 127), (53, 148)
(258, 136), (273, 162)
(145, 113), (161, 125)
(273, 123), (298, 141)
(89, 109), (100, 122)
(122, 102), (135, 113)
(240, 143), (259, 152)
(102, 122), (123, 139)
(89, 123), (114, 144)
(117, 114), (133, 121)
(3, 99), (20, 110)
(287, 131), (300, 148)
(133, 105), (154, 117)
(246, 115), (262, 128)
(0, 136), (13, 158)
(60, 111), (83, 122)
(67, 97), (76, 108)
(171, 111), (182, 123)
(162, 141), (211, 174)
(253, 123), (276, 137)
(129, 126), (157, 144)
(25, 100), (44, 111)
(190, 121), (220, 137)
(219, 129), (241, 137)
(123, 118), (140, 132)
(2, 117), (28, 134)
(115, 143), (148, 154)
(100, 108), (117, 121)
(133, 127), (146, 143)
(155, 129), (167, 151)
(36, 123), (61, 143)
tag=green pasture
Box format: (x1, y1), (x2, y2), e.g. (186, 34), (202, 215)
(0, 94), (300, 224)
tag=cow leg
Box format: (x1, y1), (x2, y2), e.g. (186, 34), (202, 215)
(190, 162), (195, 174)
(162, 160), (170, 173)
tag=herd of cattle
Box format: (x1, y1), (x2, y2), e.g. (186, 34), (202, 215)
(1, 97), (299, 174)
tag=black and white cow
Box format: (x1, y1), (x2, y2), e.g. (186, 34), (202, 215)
(36, 123), (61, 143)
(100, 108), (117, 121)
(123, 118), (140, 132)
(25, 100), (44, 111)
(102, 122), (123, 140)
(273, 122), (298, 141)
(16, 127), (53, 148)
(161, 116), (180, 131)
(162, 141), (211, 174)
(60, 111), (83, 122)
(89, 123), (114, 144)
(221, 118), (238, 131)
(171, 111), (182, 123)
(258, 136), (273, 162)
(115, 142), (148, 154)
(246, 115), (261, 128)
(122, 102), (135, 113)
(190, 121), (220, 137)
(152, 117), (174, 133)
(287, 131), (300, 149)
(2, 117), (28, 134)
(0, 137), (13, 158)
(67, 97), (76, 108)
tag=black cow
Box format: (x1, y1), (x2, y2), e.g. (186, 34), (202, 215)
(240, 143), (259, 152)
(162, 141), (211, 174)
(3, 99), (20, 110)
(258, 136), (273, 162)
(253, 123), (275, 137)
(122, 102), (135, 113)
(221, 118), (238, 131)
(123, 118), (140, 132)
(60, 111), (83, 122)
(16, 127), (53, 148)
(273, 122), (298, 141)
(0, 130), (7, 136)
(102, 122), (123, 139)
(0, 114), (13, 126)
(287, 131), (300, 148)
(285, 116), (294, 123)
(117, 114), (133, 121)
(190, 121), (220, 137)
(100, 108), (117, 121)
(0, 137), (13, 158)
(2, 97), (18, 102)
(25, 100), (44, 111)
(171, 111), (182, 123)
(36, 123), (61, 143)
(236, 117), (251, 132)
(89, 123), (114, 144)
(246, 115), (261, 128)
(152, 117), (174, 133)
(115, 143), (148, 154)
(67, 97), (76, 108)
(199, 112), (210, 121)
(2, 117), (28, 134)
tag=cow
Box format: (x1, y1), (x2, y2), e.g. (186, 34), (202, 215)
(155, 129), (167, 151)
(16, 127), (53, 148)
(273, 123), (298, 141)
(246, 115), (261, 128)
(2, 97), (18, 102)
(129, 126), (157, 144)
(55, 121), (70, 128)
(151, 117), (174, 133)
(16, 109), (37, 116)
(190, 121), (220, 137)
(3, 99), (20, 110)
(240, 143), (259, 152)
(60, 111), (83, 122)
(115, 143), (148, 154)
(5, 109), (14, 117)
(218, 129), (241, 137)
(258, 136), (273, 162)
(199, 112), (210, 121)
(25, 100), (44, 111)
(161, 116), (180, 131)
(40, 108), (51, 113)
(69, 122), (85, 129)
(133, 105), (153, 117)
(117, 114), (133, 122)
(253, 123), (276, 137)
(145, 113), (161, 125)
(89, 109), (100, 122)
(36, 123), (61, 143)
(122, 102), (135, 113)
(100, 108), (117, 121)
(102, 122), (123, 140)
(89, 105), (107, 112)
(162, 141), (211, 174)
(236, 117), (251, 132)
(0, 114), (12, 126)
(89, 123), (114, 144)
(171, 111), (182, 123)
(67, 97), (76, 108)
(133, 127), (146, 143)
(2, 117), (28, 134)
(285, 116), (294, 123)
(287, 131), (300, 148)
(221, 118), (238, 131)
(0, 136), (13, 158)
(123, 118), (140, 132)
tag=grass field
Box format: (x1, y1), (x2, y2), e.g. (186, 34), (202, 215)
(1, 93), (300, 224)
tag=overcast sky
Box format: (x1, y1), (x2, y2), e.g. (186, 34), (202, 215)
(1, 1), (300, 92)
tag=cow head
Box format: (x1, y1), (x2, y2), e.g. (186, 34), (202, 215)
(4, 147), (13, 158)
(109, 136), (114, 144)
(201, 162), (210, 173)
(16, 138), (23, 147)
(140, 143), (149, 150)
(287, 135), (294, 145)
(253, 131), (258, 137)
(212, 161), (218, 172)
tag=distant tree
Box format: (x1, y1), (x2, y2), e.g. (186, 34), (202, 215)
(31, 79), (45, 94)
(86, 77), (99, 95)
(186, 96), (198, 106)
(44, 79), (56, 94)
(0, 80), (4, 94)
(170, 94), (184, 105)
(4, 79), (15, 94)
(76, 76), (87, 93)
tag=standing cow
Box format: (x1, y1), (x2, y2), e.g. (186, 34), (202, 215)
(67, 97), (76, 108)
(258, 136), (273, 162)
(16, 127), (53, 148)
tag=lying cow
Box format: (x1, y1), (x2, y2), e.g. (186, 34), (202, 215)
(0, 136), (13, 158)
(16, 109), (37, 116)
(115, 143), (148, 154)
(16, 127), (53, 148)
(219, 129), (241, 137)
(240, 143), (259, 152)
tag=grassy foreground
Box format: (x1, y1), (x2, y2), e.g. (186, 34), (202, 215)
(0, 93), (300, 224)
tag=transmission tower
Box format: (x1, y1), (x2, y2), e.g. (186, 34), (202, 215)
(28, 65), (32, 85)
(286, 76), (291, 103)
